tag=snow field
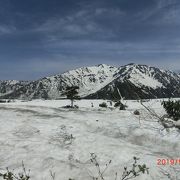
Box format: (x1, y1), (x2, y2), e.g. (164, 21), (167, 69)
(0, 99), (180, 179)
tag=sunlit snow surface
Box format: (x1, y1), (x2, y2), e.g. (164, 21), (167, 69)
(0, 99), (180, 180)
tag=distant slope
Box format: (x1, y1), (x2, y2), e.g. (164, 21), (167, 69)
(0, 80), (29, 99)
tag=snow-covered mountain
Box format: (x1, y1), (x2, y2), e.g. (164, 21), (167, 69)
(0, 63), (180, 99)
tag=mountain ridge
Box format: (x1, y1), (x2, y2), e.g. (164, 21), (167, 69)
(0, 63), (180, 100)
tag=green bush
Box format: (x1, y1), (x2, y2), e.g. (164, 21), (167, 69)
(162, 100), (180, 121)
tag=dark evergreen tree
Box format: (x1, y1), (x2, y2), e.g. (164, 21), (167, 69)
(162, 100), (180, 121)
(62, 86), (79, 107)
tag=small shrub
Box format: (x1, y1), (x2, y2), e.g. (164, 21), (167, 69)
(62, 105), (79, 109)
(122, 156), (149, 180)
(0, 162), (30, 180)
(114, 101), (121, 107)
(0, 100), (6, 103)
(134, 110), (140, 115)
(114, 101), (127, 110)
(74, 105), (79, 109)
(162, 100), (180, 121)
(99, 102), (107, 108)
(88, 153), (149, 180)
(0, 156), (149, 180)
(119, 104), (126, 110)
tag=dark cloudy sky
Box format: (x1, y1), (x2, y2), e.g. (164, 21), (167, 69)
(0, 0), (180, 80)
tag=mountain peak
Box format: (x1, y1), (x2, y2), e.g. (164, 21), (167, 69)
(125, 63), (149, 68)
(97, 64), (111, 68)
(126, 63), (135, 66)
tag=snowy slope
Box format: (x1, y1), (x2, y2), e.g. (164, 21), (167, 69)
(120, 64), (163, 88)
(59, 64), (118, 96)
(116, 63), (180, 89)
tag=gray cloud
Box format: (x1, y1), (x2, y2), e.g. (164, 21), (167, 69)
(0, 25), (16, 35)
(0, 0), (180, 80)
